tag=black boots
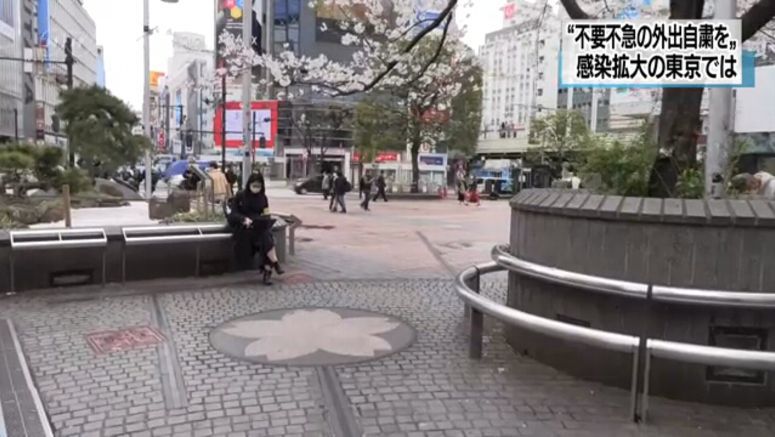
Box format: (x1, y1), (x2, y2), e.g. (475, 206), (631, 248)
(261, 268), (272, 286)
(272, 262), (284, 275)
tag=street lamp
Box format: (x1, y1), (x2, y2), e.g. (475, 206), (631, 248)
(143, 0), (179, 199)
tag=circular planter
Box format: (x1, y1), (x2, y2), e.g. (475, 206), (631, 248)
(507, 189), (775, 407)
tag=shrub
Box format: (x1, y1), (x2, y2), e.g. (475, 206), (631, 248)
(578, 133), (656, 197)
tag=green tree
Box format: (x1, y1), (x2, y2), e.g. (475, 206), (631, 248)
(529, 110), (590, 162)
(354, 96), (406, 167)
(443, 62), (483, 156)
(578, 129), (657, 197)
(56, 86), (150, 177)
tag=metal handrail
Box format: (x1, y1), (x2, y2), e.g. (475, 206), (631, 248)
(456, 258), (775, 424)
(491, 245), (775, 309)
(641, 339), (775, 421)
(491, 245), (648, 298)
(455, 263), (641, 420)
(8, 228), (108, 292)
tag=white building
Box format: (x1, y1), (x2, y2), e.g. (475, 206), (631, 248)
(478, 0), (561, 148)
(160, 32), (215, 157)
(0, 0), (23, 142)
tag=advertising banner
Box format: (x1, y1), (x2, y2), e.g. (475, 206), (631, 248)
(214, 100), (279, 149)
(215, 0), (262, 81)
(37, 0), (50, 69)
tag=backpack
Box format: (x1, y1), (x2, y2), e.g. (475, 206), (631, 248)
(343, 179), (352, 193)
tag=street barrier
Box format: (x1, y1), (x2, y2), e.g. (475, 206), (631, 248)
(455, 246), (775, 422)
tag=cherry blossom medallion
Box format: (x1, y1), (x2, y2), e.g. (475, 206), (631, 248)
(210, 308), (416, 366)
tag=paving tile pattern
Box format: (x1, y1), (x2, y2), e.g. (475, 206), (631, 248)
(2, 278), (775, 437)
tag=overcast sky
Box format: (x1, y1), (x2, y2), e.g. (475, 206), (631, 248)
(82, 0), (506, 111)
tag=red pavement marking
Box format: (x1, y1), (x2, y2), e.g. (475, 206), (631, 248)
(281, 272), (315, 284)
(85, 326), (166, 354)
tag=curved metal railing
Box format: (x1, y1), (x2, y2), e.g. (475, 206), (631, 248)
(491, 245), (775, 308)
(456, 247), (775, 423)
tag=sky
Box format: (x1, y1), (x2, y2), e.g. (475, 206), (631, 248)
(82, 0), (506, 111)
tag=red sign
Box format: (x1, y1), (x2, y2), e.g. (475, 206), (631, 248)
(504, 4), (516, 19)
(353, 151), (400, 163)
(214, 100), (279, 149)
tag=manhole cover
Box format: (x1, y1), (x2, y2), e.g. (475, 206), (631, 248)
(210, 308), (415, 366)
(86, 326), (165, 354)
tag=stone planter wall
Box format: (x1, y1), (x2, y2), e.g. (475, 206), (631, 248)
(507, 189), (775, 406)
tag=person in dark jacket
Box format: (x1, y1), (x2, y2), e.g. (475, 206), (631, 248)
(225, 164), (238, 192)
(331, 171), (349, 213)
(360, 172), (373, 211)
(373, 171), (388, 202)
(227, 173), (284, 285)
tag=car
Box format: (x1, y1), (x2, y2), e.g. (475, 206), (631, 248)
(293, 174), (324, 195)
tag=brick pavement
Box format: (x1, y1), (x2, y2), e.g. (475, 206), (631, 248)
(1, 195), (774, 436)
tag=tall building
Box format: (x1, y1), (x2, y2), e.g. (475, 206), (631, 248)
(479, 1), (561, 143)
(0, 0), (24, 142)
(162, 32), (214, 157)
(19, 0), (97, 145)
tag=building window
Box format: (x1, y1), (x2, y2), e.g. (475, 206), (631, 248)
(537, 88), (543, 96)
(0, 0), (13, 30)
(275, 0), (301, 54)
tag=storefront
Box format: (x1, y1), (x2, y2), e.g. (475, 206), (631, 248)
(283, 146), (352, 180)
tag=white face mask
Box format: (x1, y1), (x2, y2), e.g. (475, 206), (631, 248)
(249, 184), (262, 194)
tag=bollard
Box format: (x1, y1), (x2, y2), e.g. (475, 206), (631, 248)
(63, 184), (72, 228)
(469, 266), (483, 359)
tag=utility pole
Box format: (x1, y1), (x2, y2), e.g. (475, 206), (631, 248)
(241, 0), (254, 186)
(13, 108), (19, 143)
(264, 0), (274, 99)
(142, 0), (153, 199)
(705, 0), (736, 198)
(65, 37), (75, 166)
(589, 88), (599, 133)
(221, 74), (227, 170)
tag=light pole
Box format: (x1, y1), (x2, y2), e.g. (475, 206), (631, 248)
(241, 0), (254, 187)
(144, 0), (178, 199)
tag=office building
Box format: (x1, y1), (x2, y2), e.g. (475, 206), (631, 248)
(19, 0), (97, 145)
(0, 0), (24, 142)
(160, 32), (214, 157)
(478, 1), (561, 142)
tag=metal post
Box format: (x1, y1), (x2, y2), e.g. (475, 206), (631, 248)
(705, 0), (736, 197)
(289, 221), (296, 256)
(641, 345), (652, 423)
(62, 184), (72, 228)
(221, 74), (227, 171)
(9, 252), (14, 293)
(13, 108), (19, 143)
(122, 245), (127, 284)
(241, 0), (254, 188)
(469, 267), (483, 359)
(265, 0), (274, 99)
(590, 88), (599, 133)
(142, 0), (153, 200)
(629, 346), (640, 422)
(101, 248), (107, 287)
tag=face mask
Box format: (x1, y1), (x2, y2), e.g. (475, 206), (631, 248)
(249, 183), (262, 193)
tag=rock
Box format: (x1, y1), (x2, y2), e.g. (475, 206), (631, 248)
(94, 178), (144, 201)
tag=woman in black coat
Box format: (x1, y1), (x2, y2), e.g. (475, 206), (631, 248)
(227, 173), (284, 285)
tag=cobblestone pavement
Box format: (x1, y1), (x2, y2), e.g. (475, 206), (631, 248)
(1, 194), (775, 436)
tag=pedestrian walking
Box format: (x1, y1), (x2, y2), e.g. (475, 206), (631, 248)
(361, 173), (374, 211)
(468, 181), (481, 207)
(225, 164), (238, 193)
(373, 171), (388, 202)
(358, 174), (365, 200)
(331, 171), (350, 214)
(207, 161), (232, 203)
(322, 171), (333, 200)
(456, 177), (467, 205)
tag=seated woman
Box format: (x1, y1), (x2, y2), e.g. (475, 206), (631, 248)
(227, 173), (284, 285)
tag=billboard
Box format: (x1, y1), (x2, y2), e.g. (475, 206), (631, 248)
(150, 71), (164, 89)
(37, 0), (50, 68)
(213, 100), (279, 149)
(215, 0), (262, 80)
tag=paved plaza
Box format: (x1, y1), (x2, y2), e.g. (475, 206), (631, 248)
(2, 191), (775, 436)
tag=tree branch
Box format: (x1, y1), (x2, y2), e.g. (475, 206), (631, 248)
(558, 0), (591, 19)
(403, 14), (453, 89)
(332, 0), (460, 96)
(741, 0), (775, 41)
